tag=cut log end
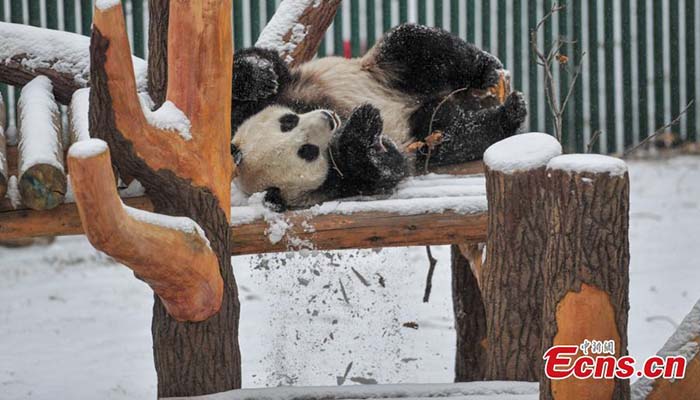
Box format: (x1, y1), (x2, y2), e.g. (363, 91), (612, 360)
(18, 164), (67, 210)
(483, 132), (562, 174)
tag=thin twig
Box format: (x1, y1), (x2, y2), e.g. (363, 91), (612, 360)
(587, 130), (602, 153)
(424, 86), (471, 172)
(338, 279), (350, 304)
(422, 246), (438, 303)
(623, 100), (694, 157)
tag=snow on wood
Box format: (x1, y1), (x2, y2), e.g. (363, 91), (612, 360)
(17, 76), (67, 210)
(67, 88), (90, 144)
(124, 205), (211, 249)
(483, 132), (563, 174)
(0, 22), (147, 104)
(164, 381), (539, 400)
(256, 0), (313, 60)
(547, 154), (628, 176)
(6, 175), (20, 209)
(138, 94), (193, 140)
(632, 299), (700, 399)
(95, 0), (121, 10)
(67, 138), (108, 160)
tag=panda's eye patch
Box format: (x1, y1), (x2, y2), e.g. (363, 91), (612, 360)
(298, 144), (320, 162)
(279, 113), (299, 132)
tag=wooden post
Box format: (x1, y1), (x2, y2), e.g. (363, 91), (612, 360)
(541, 154), (630, 400)
(631, 299), (700, 399)
(17, 76), (66, 210)
(480, 132), (562, 381)
(451, 244), (487, 381)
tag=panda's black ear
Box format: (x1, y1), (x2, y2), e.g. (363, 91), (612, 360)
(263, 187), (287, 213)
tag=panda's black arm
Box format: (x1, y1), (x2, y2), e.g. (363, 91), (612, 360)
(319, 105), (408, 199)
(232, 47), (292, 132)
(371, 24), (502, 96)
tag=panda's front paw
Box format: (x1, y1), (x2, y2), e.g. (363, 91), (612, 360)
(341, 104), (385, 148)
(499, 91), (528, 133)
(233, 55), (279, 101)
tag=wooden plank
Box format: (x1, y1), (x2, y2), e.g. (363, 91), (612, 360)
(0, 197), (487, 255)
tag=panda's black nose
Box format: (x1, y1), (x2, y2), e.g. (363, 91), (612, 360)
(321, 110), (338, 131)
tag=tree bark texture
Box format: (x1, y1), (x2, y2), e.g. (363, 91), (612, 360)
(481, 166), (550, 382)
(147, 0), (169, 107)
(0, 55), (82, 105)
(540, 167), (630, 400)
(451, 245), (487, 381)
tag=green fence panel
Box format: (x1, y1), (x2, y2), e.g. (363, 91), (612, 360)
(588, 0), (600, 152)
(637, 0), (648, 140)
(266, 0), (276, 22)
(46, 0), (58, 29)
(528, 0), (538, 132)
(233, 0), (244, 51)
(543, 0), (554, 136)
(10, 0), (22, 23)
(399, 0), (408, 24)
(351, 0), (360, 57)
(366, 0), (376, 49)
(132, 0), (145, 58)
(604, 0), (615, 152)
(80, 0), (91, 36)
(572, 0), (583, 151)
(482, 0), (490, 51)
(622, 0), (633, 148)
(28, 1), (41, 27)
(687, 0), (697, 141)
(63, 0), (76, 32)
(434, 0), (443, 29)
(333, 8), (343, 56)
(382, 0), (391, 33)
(418, 0), (427, 26)
(652, 0), (664, 129)
(466, 0), (475, 43)
(451, 0), (460, 34)
(669, 0), (680, 135)
(251, 1), (261, 45)
(497, 0), (506, 61)
(558, 1), (571, 148)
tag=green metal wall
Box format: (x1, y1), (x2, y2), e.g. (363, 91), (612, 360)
(1, 0), (698, 153)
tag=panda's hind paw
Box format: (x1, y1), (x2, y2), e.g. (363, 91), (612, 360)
(499, 91), (528, 133)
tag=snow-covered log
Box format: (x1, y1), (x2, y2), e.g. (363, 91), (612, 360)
(16, 76), (66, 210)
(480, 132), (562, 381)
(632, 299), (700, 400)
(163, 381), (539, 400)
(67, 88), (90, 145)
(0, 92), (7, 199)
(541, 154), (630, 400)
(0, 22), (147, 104)
(257, 0), (341, 66)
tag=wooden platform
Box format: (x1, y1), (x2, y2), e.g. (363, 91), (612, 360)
(0, 159), (488, 255)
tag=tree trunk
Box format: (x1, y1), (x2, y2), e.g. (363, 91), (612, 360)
(540, 155), (630, 400)
(481, 133), (562, 381)
(147, 0), (168, 107)
(451, 244), (486, 381)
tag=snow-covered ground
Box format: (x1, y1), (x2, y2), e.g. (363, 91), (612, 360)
(0, 156), (698, 399)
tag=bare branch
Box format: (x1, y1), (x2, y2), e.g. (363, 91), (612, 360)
(623, 100), (694, 157)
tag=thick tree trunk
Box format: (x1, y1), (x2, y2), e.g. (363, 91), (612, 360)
(481, 133), (562, 381)
(451, 245), (486, 381)
(540, 155), (630, 400)
(147, 0), (169, 107)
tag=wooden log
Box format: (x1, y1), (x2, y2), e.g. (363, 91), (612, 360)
(17, 76), (66, 210)
(541, 154), (631, 400)
(631, 299), (700, 399)
(0, 92), (6, 199)
(451, 244), (487, 381)
(67, 88), (90, 145)
(481, 132), (562, 381)
(256, 0), (342, 67)
(0, 198), (487, 254)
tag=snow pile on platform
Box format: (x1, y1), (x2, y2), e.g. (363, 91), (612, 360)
(547, 154), (628, 176)
(230, 174), (487, 226)
(483, 132), (562, 174)
(0, 22), (147, 92)
(165, 381), (538, 400)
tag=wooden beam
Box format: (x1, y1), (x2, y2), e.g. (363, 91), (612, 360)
(0, 198), (486, 254)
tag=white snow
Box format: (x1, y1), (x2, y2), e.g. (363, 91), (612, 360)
(0, 156), (699, 399)
(483, 132), (562, 174)
(0, 22), (148, 93)
(230, 174), (487, 227)
(67, 138), (108, 159)
(124, 205), (211, 248)
(69, 88), (91, 143)
(17, 76), (64, 173)
(95, 0), (121, 10)
(6, 175), (21, 208)
(547, 154), (628, 176)
(138, 94), (193, 140)
(256, 0), (313, 60)
(631, 299), (700, 399)
(164, 381), (539, 400)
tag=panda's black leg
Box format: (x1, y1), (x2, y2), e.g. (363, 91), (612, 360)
(231, 47), (292, 133)
(321, 104), (408, 198)
(411, 92), (528, 167)
(371, 24), (503, 96)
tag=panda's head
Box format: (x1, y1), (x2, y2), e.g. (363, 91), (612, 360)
(232, 105), (342, 208)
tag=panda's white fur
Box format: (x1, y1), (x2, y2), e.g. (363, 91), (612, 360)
(233, 55), (420, 204)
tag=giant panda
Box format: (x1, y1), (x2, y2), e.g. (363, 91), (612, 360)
(231, 24), (527, 210)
